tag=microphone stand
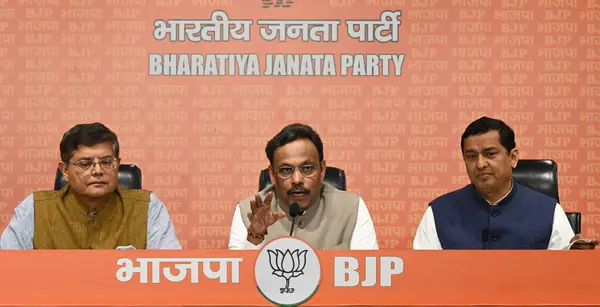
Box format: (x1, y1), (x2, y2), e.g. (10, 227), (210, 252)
(481, 229), (489, 250)
(289, 202), (300, 236)
(290, 216), (297, 236)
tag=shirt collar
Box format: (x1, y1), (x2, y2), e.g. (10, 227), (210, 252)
(61, 183), (120, 215)
(487, 178), (514, 206)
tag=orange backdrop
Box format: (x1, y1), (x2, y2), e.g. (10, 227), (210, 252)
(0, 0), (599, 249)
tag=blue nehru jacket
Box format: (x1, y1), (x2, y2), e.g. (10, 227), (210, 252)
(430, 183), (556, 249)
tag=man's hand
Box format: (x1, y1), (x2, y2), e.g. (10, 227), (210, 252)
(246, 192), (286, 245)
(569, 234), (600, 250)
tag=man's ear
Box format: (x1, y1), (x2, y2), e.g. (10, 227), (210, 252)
(320, 160), (327, 180)
(510, 148), (519, 168)
(58, 162), (69, 182)
(268, 165), (275, 186)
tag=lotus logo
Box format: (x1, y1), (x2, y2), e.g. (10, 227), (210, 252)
(255, 237), (321, 306)
(267, 249), (307, 293)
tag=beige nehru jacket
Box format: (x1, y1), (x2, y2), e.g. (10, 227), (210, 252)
(230, 183), (378, 250)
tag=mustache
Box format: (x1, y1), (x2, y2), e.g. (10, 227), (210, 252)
(287, 186), (309, 194)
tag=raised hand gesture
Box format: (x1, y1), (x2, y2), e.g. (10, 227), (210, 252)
(247, 191), (286, 244)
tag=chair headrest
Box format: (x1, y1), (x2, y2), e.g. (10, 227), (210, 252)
(512, 159), (559, 202)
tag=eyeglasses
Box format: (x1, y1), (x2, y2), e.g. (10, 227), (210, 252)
(70, 157), (119, 172)
(275, 165), (319, 180)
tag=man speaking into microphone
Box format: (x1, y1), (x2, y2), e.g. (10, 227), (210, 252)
(228, 123), (378, 250)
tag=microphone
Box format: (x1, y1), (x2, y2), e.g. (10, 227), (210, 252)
(289, 202), (300, 236)
(481, 229), (489, 250)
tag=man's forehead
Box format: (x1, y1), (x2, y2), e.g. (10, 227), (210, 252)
(463, 145), (502, 153)
(273, 140), (319, 165)
(463, 132), (504, 150)
(275, 154), (318, 165)
(71, 143), (115, 159)
(464, 131), (501, 144)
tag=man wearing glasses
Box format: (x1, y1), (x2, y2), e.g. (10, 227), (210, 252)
(0, 123), (181, 250)
(228, 123), (378, 250)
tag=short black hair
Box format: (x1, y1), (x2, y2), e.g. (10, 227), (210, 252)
(60, 122), (119, 163)
(265, 123), (324, 165)
(461, 116), (516, 153)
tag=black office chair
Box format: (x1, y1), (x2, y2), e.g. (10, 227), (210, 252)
(258, 166), (347, 191)
(53, 164), (143, 190)
(512, 159), (580, 234)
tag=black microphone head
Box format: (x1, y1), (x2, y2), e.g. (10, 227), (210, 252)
(289, 202), (300, 218)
